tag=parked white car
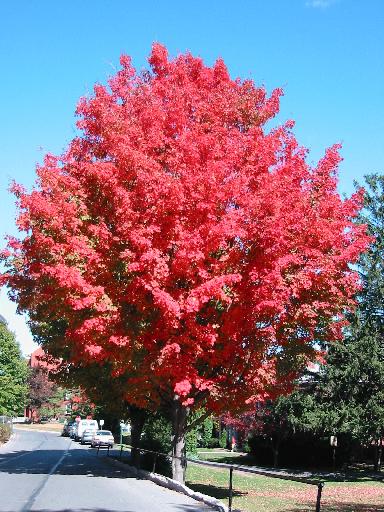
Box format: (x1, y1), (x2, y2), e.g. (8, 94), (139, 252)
(91, 430), (114, 448)
(75, 419), (99, 441)
(81, 429), (95, 445)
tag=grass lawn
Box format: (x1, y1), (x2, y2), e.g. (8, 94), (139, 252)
(14, 422), (63, 432)
(186, 451), (384, 512)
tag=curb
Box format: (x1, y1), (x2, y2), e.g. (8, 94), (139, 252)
(104, 457), (228, 512)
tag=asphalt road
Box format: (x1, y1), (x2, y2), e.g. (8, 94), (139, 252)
(0, 428), (210, 512)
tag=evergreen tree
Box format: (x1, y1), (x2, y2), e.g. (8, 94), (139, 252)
(357, 174), (384, 325)
(0, 320), (28, 416)
(316, 174), (384, 470)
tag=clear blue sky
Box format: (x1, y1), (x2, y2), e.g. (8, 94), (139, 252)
(0, 0), (383, 354)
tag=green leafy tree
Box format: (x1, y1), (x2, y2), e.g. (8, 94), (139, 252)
(0, 320), (28, 416)
(42, 388), (68, 419)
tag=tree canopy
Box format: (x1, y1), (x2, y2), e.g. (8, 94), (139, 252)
(0, 45), (369, 480)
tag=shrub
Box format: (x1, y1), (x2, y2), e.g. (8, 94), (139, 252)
(186, 425), (198, 456)
(219, 429), (227, 449)
(0, 424), (12, 444)
(141, 413), (172, 477)
(206, 437), (220, 448)
(242, 439), (251, 453)
(198, 417), (214, 447)
(140, 411), (198, 474)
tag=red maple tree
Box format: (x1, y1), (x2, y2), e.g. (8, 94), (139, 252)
(2, 44), (368, 481)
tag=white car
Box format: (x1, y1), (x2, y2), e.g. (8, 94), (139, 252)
(75, 419), (99, 441)
(91, 430), (114, 448)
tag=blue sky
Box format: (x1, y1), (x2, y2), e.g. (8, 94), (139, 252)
(0, 0), (383, 354)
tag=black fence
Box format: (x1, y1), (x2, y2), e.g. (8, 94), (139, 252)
(116, 443), (325, 512)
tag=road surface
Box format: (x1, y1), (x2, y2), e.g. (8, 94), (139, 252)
(0, 428), (210, 512)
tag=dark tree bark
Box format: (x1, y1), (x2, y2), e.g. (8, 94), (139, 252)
(171, 397), (189, 483)
(374, 438), (382, 472)
(129, 405), (147, 467)
(271, 436), (281, 468)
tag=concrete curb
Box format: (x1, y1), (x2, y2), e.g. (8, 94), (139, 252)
(104, 456), (228, 512)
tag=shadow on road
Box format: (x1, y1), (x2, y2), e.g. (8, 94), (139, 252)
(21, 508), (207, 512)
(0, 448), (135, 479)
(0, 505), (211, 512)
(13, 507), (208, 512)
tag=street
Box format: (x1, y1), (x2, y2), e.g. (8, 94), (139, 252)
(0, 429), (210, 512)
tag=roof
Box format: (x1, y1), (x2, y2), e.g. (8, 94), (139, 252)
(29, 347), (58, 371)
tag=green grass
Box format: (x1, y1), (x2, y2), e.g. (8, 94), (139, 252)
(185, 452), (384, 512)
(115, 445), (383, 511)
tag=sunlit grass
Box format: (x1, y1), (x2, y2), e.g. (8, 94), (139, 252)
(186, 454), (384, 512)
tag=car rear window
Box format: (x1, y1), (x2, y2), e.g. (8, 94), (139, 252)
(98, 430), (112, 435)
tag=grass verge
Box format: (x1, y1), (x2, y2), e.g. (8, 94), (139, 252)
(14, 422), (63, 432)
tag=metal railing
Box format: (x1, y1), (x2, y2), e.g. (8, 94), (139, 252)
(115, 443), (325, 512)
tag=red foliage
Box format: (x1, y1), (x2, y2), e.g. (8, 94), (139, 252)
(1, 45), (369, 416)
(222, 411), (261, 434)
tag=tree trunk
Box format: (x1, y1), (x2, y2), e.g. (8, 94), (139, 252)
(273, 446), (279, 468)
(129, 405), (147, 467)
(171, 397), (189, 483)
(271, 437), (280, 468)
(374, 438), (382, 472)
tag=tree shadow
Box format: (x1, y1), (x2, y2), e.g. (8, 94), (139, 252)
(286, 502), (384, 512)
(4, 509), (136, 512)
(319, 472), (384, 483)
(199, 453), (384, 483)
(26, 507), (207, 512)
(174, 506), (213, 512)
(186, 481), (245, 501)
(0, 448), (136, 479)
(0, 450), (29, 464)
(200, 453), (256, 466)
